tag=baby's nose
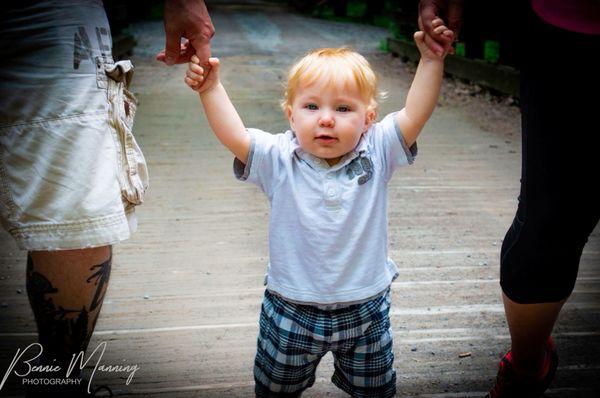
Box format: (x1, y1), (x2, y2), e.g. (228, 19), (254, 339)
(318, 112), (334, 127)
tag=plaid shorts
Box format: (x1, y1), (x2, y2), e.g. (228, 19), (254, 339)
(254, 289), (396, 397)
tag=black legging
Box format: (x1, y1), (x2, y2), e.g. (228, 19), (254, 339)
(500, 8), (600, 304)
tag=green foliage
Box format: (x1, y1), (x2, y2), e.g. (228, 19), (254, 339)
(483, 40), (500, 63)
(311, 0), (389, 23)
(149, 2), (163, 20)
(297, 0), (404, 53)
(379, 39), (388, 52)
(388, 21), (402, 39)
(346, 1), (367, 17)
(372, 15), (393, 29)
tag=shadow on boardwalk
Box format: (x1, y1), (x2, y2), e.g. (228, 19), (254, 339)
(0, 3), (598, 397)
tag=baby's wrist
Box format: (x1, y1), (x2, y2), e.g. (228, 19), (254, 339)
(199, 81), (223, 96)
(420, 55), (444, 65)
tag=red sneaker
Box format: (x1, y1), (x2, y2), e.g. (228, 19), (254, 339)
(486, 337), (558, 398)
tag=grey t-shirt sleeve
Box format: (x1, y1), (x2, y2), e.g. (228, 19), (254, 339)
(233, 128), (284, 196)
(370, 112), (418, 181)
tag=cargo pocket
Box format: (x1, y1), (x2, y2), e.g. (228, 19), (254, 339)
(105, 60), (149, 205)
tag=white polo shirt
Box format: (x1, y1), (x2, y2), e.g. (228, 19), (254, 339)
(234, 112), (417, 304)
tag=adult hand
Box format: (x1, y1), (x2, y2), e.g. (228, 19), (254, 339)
(418, 0), (463, 56)
(156, 0), (215, 66)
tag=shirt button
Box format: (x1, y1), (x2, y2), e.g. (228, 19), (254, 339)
(327, 189), (336, 197)
(326, 174), (333, 180)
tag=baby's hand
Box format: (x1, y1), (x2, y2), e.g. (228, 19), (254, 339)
(185, 55), (220, 93)
(414, 17), (454, 61)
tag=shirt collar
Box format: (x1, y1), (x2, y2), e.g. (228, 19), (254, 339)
(289, 131), (370, 172)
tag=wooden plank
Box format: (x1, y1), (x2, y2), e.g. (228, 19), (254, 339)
(0, 5), (597, 397)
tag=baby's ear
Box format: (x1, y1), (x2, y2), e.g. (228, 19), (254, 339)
(364, 108), (377, 131)
(286, 106), (295, 128)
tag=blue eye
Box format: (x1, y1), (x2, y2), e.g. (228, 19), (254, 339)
(305, 104), (318, 110)
(337, 105), (350, 112)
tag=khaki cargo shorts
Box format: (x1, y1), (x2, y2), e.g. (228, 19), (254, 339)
(0, 0), (148, 251)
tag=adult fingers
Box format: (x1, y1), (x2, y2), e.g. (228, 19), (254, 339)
(156, 42), (195, 64)
(447, 0), (464, 39)
(164, 29), (182, 65)
(418, 1), (439, 37)
(179, 42), (197, 64)
(190, 37), (212, 67)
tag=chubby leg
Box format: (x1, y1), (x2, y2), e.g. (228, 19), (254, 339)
(331, 292), (396, 398)
(254, 291), (324, 398)
(26, 246), (112, 368)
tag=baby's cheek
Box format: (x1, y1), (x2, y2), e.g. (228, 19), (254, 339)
(294, 131), (309, 146)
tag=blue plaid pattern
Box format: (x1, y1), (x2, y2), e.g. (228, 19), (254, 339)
(254, 289), (396, 397)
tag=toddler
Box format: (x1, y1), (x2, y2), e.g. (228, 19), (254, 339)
(186, 18), (452, 398)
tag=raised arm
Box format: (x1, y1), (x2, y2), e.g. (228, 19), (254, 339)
(186, 56), (251, 163)
(396, 19), (452, 147)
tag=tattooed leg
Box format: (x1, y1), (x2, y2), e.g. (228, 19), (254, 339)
(26, 246), (112, 370)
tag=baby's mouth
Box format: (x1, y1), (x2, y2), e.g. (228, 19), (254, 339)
(315, 134), (338, 143)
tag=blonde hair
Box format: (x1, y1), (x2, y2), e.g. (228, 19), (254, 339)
(281, 47), (383, 113)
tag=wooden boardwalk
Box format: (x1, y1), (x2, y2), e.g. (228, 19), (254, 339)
(1, 4), (598, 397)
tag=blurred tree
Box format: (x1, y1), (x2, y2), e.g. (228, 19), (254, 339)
(331, 0), (349, 17)
(364, 0), (386, 23)
(289, 0), (315, 13)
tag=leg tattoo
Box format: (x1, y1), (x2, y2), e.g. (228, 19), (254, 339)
(87, 249), (113, 312)
(26, 249), (112, 367)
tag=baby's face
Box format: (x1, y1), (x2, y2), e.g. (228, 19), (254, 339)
(287, 78), (375, 166)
